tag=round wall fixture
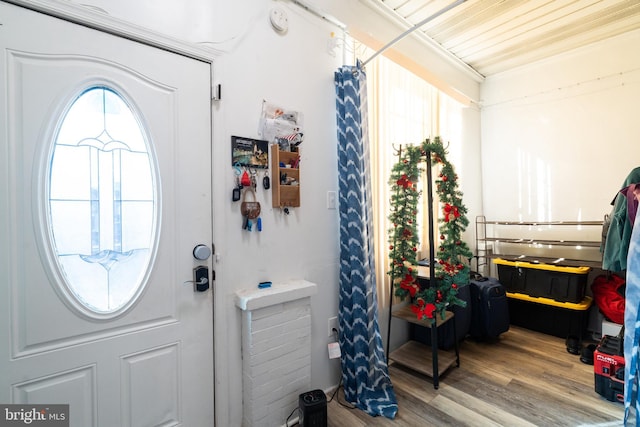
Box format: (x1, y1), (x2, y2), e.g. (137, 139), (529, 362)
(270, 7), (288, 33)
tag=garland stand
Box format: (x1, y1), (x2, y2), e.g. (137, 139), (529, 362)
(386, 146), (438, 355)
(385, 145), (460, 389)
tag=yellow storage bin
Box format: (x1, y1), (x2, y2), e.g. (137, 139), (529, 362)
(493, 258), (590, 303)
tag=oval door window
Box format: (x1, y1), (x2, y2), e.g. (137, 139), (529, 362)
(48, 86), (158, 316)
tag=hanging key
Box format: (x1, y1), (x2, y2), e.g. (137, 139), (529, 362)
(232, 167), (242, 201)
(263, 170), (270, 190)
(250, 169), (257, 191)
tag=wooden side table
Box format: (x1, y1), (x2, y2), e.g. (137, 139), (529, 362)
(389, 306), (459, 389)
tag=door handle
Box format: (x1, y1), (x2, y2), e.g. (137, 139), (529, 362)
(193, 266), (209, 292)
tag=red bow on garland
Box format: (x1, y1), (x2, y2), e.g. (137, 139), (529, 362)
(399, 273), (420, 297)
(411, 299), (437, 319)
(443, 203), (460, 222)
(396, 174), (412, 189)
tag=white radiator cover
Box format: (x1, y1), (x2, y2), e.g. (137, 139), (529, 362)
(235, 280), (318, 427)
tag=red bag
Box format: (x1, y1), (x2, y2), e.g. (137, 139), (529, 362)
(591, 274), (625, 325)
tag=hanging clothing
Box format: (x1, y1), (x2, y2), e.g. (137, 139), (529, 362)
(334, 63), (398, 419)
(603, 167), (640, 272)
(592, 273), (626, 325)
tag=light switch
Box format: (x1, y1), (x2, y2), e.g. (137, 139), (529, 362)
(327, 191), (336, 209)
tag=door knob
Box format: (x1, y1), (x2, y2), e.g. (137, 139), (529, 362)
(193, 244), (211, 260)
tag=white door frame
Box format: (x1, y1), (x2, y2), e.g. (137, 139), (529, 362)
(3, 0), (222, 423)
(4, 0), (217, 64)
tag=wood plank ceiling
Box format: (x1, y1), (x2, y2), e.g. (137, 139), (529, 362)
(371, 0), (640, 77)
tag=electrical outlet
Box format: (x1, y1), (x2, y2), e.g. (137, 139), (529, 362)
(328, 316), (338, 337)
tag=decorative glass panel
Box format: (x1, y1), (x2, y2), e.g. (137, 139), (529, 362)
(48, 86), (157, 315)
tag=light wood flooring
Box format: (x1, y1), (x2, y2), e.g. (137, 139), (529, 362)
(326, 326), (624, 427)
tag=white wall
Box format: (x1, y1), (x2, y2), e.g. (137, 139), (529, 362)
(479, 29), (640, 267)
(456, 106), (483, 260)
(210, 4), (345, 426)
(481, 29), (640, 224)
(58, 1), (482, 425)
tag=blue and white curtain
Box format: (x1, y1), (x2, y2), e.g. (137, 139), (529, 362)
(334, 63), (398, 419)
(625, 207), (640, 426)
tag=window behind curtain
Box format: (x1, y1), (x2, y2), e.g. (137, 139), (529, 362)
(357, 43), (464, 310)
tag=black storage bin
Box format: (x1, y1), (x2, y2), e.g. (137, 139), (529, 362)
(493, 258), (590, 303)
(507, 294), (591, 339)
(410, 277), (471, 350)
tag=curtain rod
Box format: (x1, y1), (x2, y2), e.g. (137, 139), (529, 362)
(361, 0), (467, 68)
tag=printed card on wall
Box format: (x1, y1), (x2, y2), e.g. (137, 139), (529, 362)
(231, 136), (269, 168)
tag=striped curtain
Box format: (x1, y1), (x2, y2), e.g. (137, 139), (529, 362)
(334, 63), (398, 419)
(625, 207), (640, 426)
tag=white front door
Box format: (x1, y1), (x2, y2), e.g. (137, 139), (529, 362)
(0, 3), (214, 426)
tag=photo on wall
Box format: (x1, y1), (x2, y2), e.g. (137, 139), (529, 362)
(231, 136), (269, 168)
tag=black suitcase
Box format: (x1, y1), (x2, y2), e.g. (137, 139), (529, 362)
(469, 277), (509, 340)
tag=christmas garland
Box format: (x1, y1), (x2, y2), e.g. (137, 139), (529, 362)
(388, 137), (473, 322)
